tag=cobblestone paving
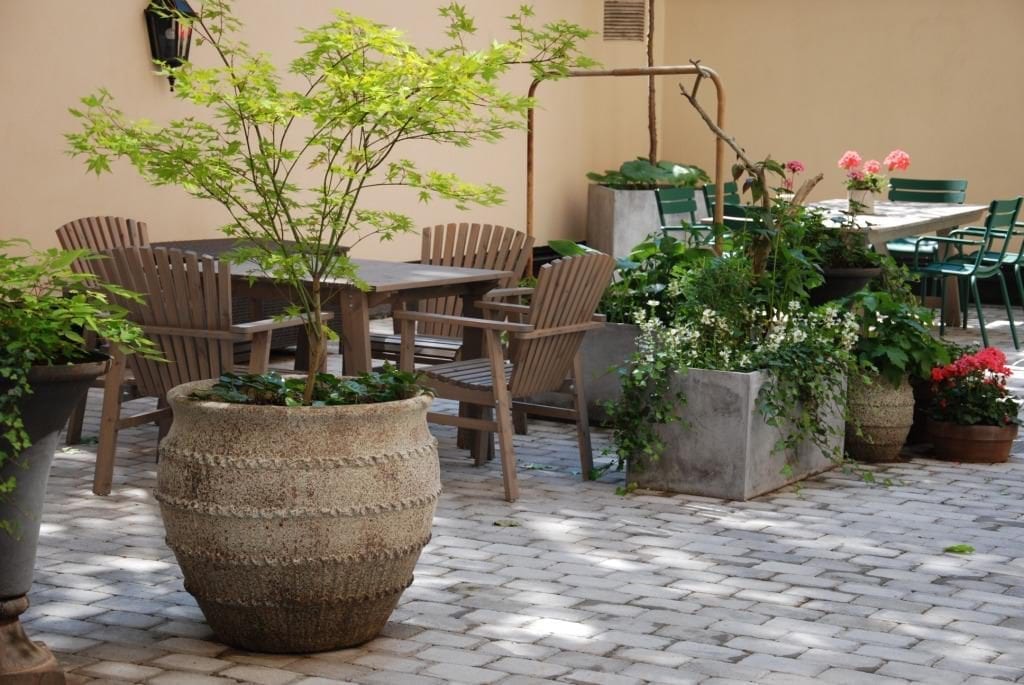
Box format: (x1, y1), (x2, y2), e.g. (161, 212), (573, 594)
(26, 308), (1024, 684)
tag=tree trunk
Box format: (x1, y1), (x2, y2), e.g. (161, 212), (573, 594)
(303, 284), (325, 405)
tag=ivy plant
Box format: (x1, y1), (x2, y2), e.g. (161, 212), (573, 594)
(193, 364), (423, 406)
(0, 240), (159, 536)
(67, 0), (595, 405)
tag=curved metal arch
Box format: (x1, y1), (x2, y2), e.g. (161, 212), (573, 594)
(526, 65), (727, 265)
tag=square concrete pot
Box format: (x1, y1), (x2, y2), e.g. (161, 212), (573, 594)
(628, 368), (841, 501)
(586, 185), (660, 259)
(529, 322), (638, 425)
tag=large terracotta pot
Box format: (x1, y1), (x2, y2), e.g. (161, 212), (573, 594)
(158, 381), (440, 653)
(926, 420), (1019, 463)
(845, 373), (915, 462)
(1, 358), (108, 682)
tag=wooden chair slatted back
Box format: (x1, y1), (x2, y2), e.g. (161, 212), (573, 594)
(508, 253), (615, 398)
(418, 223), (535, 338)
(889, 178), (968, 204)
(55, 216), (150, 277)
(93, 246), (234, 398)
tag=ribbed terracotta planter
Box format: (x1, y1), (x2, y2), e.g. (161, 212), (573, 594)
(845, 373), (915, 462)
(927, 419), (1019, 463)
(158, 381), (440, 653)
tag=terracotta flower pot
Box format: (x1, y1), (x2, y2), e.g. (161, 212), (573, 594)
(845, 373), (915, 462)
(926, 419), (1019, 463)
(158, 381), (440, 653)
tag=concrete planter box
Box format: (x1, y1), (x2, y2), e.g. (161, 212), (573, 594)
(586, 184), (710, 258)
(531, 322), (638, 425)
(628, 368), (841, 501)
(586, 185), (658, 259)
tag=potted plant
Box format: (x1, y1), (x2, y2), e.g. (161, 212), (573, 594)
(838, 148), (911, 214)
(585, 158), (708, 258)
(845, 277), (950, 462)
(0, 241), (156, 680)
(926, 347), (1021, 463)
(805, 214), (883, 305)
(609, 251), (857, 500)
(67, 0), (592, 652)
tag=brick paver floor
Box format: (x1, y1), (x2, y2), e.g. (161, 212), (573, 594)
(22, 307), (1024, 684)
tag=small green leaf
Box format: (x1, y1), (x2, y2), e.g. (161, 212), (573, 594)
(944, 544), (975, 555)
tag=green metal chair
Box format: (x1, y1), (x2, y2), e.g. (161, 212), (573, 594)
(656, 187), (706, 243)
(886, 178), (968, 258)
(911, 197), (1022, 349)
(701, 181), (741, 217)
(950, 217), (1024, 324)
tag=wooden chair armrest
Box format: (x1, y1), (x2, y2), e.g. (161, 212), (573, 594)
(514, 320), (604, 340)
(482, 287), (534, 301)
(141, 324), (245, 342)
(475, 300), (530, 316)
(230, 311), (334, 336)
(393, 309), (534, 333)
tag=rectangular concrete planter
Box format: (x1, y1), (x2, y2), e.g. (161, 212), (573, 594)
(586, 185), (660, 259)
(530, 322), (638, 425)
(586, 184), (711, 258)
(627, 368), (841, 501)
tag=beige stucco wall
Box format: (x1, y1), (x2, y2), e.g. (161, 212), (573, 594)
(662, 0), (1024, 207)
(0, 1), (659, 259)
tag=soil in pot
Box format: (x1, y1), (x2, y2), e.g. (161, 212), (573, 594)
(926, 420), (1019, 463)
(845, 373), (915, 462)
(158, 381), (440, 654)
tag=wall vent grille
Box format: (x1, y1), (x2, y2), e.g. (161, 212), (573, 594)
(603, 0), (645, 41)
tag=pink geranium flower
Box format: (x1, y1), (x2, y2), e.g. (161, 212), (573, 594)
(864, 159), (882, 174)
(837, 150), (862, 170)
(883, 149), (911, 171)
(785, 160), (805, 174)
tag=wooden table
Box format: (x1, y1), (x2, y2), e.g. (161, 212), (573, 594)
(152, 240), (512, 375)
(813, 200), (988, 321)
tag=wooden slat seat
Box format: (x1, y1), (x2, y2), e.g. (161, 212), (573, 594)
(370, 333), (462, 364)
(423, 358), (513, 390)
(396, 252), (615, 502)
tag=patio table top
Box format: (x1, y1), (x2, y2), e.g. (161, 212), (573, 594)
(812, 199), (989, 245)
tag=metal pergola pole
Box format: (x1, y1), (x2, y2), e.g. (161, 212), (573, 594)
(526, 64), (727, 270)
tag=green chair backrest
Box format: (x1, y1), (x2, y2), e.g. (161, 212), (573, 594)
(889, 178), (967, 204)
(971, 197), (1023, 269)
(702, 182), (742, 213)
(656, 187), (700, 228)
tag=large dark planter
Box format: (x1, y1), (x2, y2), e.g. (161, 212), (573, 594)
(0, 358), (108, 682)
(809, 267), (882, 305)
(927, 420), (1019, 463)
(158, 381), (440, 653)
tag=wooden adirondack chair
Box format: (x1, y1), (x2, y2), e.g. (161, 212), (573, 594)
(395, 252), (615, 501)
(371, 223), (535, 364)
(88, 246), (324, 495)
(57, 217), (151, 444)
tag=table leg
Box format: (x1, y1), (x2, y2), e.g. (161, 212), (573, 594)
(340, 289), (372, 375)
(461, 281), (500, 463)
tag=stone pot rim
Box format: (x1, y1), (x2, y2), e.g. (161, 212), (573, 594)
(925, 418), (1020, 434)
(166, 379), (433, 417)
(25, 355), (110, 384)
